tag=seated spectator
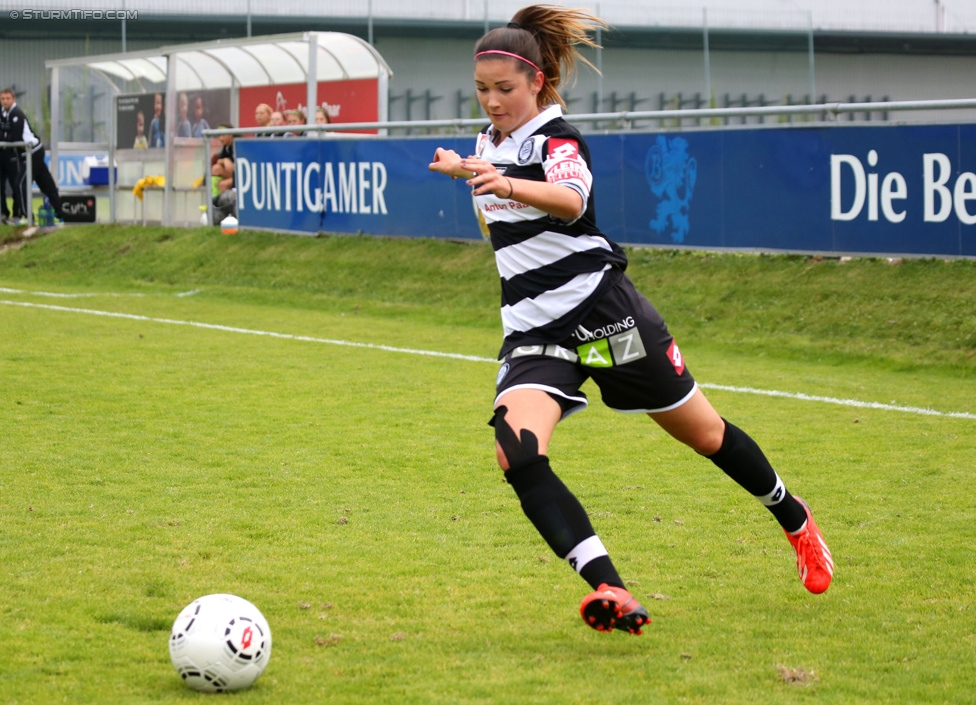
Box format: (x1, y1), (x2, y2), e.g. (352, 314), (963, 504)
(211, 122), (236, 222)
(314, 107), (331, 138)
(285, 109), (305, 136)
(269, 110), (290, 137)
(253, 103), (272, 136)
(211, 122), (235, 193)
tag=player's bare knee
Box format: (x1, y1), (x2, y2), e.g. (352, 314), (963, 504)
(489, 405), (541, 472)
(495, 441), (511, 471)
(689, 419), (726, 455)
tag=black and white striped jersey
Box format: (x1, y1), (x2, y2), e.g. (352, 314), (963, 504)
(474, 104), (628, 358)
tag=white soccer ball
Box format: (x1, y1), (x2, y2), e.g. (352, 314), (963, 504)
(169, 593), (272, 693)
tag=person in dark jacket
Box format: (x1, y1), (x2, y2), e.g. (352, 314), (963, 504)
(0, 87), (63, 223)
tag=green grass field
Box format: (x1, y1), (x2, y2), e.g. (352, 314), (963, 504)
(1, 225), (975, 703)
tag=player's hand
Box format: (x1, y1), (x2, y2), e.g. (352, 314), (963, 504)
(461, 157), (511, 199)
(429, 148), (463, 177)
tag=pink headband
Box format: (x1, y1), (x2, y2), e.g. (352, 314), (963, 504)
(475, 50), (543, 75)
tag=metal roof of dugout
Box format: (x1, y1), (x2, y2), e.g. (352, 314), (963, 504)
(45, 32), (393, 226)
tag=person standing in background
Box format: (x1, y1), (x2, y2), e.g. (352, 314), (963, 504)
(1, 87), (63, 225)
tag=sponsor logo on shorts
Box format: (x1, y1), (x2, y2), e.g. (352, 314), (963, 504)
(667, 339), (685, 375)
(573, 317), (635, 343)
(577, 328), (648, 368)
(496, 362), (510, 385)
(578, 339), (613, 368)
(518, 138), (534, 164)
(510, 345), (579, 363)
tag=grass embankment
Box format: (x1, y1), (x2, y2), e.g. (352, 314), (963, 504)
(1, 224), (973, 374)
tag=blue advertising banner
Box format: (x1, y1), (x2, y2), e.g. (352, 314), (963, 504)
(235, 136), (484, 240)
(235, 123), (976, 257)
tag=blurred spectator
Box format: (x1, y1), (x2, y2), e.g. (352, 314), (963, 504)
(285, 109), (305, 136)
(269, 110), (291, 138)
(211, 122), (235, 194)
(211, 121), (237, 223)
(314, 107), (331, 138)
(254, 103), (272, 136)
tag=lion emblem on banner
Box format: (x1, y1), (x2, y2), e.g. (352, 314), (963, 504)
(645, 135), (697, 244)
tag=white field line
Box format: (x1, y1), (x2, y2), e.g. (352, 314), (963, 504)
(0, 286), (148, 298)
(697, 383), (976, 420)
(3, 298), (975, 421)
(0, 286), (201, 298)
(0, 299), (494, 363)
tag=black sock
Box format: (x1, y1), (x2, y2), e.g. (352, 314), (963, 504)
(506, 455), (625, 590)
(579, 556), (624, 591)
(707, 420), (807, 532)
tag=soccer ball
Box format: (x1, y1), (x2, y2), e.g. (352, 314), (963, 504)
(169, 593), (272, 692)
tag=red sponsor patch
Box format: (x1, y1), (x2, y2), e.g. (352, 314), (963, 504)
(667, 340), (685, 376)
(547, 137), (579, 161)
(546, 161), (586, 184)
(241, 625), (253, 649)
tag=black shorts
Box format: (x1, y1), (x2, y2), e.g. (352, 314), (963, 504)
(494, 274), (697, 417)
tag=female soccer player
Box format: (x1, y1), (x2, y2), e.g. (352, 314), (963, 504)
(428, 4), (833, 635)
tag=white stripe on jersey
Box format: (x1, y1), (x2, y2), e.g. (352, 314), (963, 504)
(500, 268), (609, 336)
(494, 230), (613, 280)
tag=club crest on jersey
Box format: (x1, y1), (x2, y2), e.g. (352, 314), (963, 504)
(518, 138), (534, 164)
(476, 133), (488, 157)
(548, 138), (579, 161)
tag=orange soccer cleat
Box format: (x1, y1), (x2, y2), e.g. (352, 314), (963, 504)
(785, 497), (834, 594)
(579, 584), (650, 635)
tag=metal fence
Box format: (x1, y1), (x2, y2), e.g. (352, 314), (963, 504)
(206, 97), (976, 140)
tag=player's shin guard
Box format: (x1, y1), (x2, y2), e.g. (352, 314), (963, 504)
(505, 455), (624, 590)
(706, 419), (807, 533)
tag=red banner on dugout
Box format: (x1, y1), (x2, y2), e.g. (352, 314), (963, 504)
(238, 79), (379, 132)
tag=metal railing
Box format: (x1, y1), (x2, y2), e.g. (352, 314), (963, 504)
(1, 141), (35, 227)
(203, 97), (976, 140)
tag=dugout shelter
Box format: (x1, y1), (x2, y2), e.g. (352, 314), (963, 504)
(45, 32), (393, 226)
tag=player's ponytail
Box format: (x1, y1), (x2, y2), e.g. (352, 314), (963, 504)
(474, 4), (605, 108)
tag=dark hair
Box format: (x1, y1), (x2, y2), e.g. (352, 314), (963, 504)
(474, 5), (605, 108)
(0, 87), (15, 96)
